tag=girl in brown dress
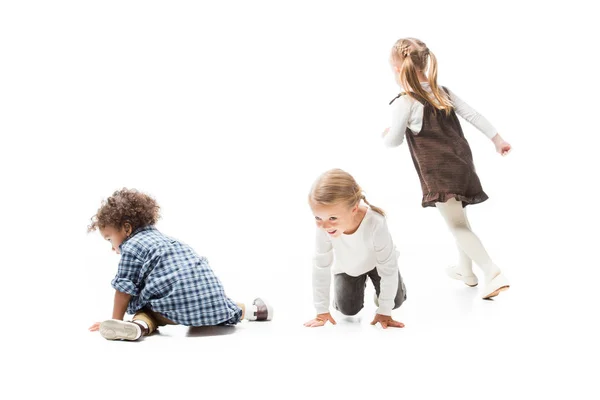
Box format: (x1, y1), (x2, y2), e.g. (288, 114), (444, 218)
(382, 37), (511, 299)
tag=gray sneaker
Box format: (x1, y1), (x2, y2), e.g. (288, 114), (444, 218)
(99, 320), (142, 341)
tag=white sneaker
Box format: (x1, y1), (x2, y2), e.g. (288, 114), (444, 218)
(482, 273), (510, 299)
(99, 319), (141, 341)
(446, 265), (478, 287)
(252, 298), (273, 321)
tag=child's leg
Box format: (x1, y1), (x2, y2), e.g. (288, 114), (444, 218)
(436, 198), (501, 281)
(444, 206), (479, 286)
(100, 309), (176, 341)
(132, 308), (176, 334)
(368, 268), (407, 309)
(333, 273), (368, 316)
(456, 209), (474, 274)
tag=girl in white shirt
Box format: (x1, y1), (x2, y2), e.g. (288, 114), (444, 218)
(382, 37), (511, 299)
(304, 169), (407, 329)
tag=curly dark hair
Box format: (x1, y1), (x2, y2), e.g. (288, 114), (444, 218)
(88, 188), (160, 232)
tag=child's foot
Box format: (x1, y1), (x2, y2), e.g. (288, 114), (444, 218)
(251, 298), (273, 321)
(482, 273), (510, 299)
(99, 319), (142, 341)
(446, 265), (478, 287)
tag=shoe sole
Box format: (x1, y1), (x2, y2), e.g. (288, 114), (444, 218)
(100, 320), (140, 341)
(483, 285), (510, 299)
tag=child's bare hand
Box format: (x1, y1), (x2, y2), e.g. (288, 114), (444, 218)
(492, 134), (511, 156)
(370, 313), (405, 329)
(89, 322), (101, 332)
(304, 312), (337, 327)
(496, 141), (511, 156)
(381, 127), (390, 138)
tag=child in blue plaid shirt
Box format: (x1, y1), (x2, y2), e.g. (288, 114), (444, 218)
(88, 188), (273, 341)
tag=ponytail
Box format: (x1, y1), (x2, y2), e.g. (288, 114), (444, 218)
(361, 195), (385, 216)
(393, 38), (454, 115)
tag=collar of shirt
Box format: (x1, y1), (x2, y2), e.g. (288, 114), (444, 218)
(119, 225), (157, 250)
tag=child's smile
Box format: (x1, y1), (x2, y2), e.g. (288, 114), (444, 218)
(311, 202), (365, 238)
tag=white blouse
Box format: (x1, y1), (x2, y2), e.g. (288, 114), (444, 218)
(383, 82), (497, 148)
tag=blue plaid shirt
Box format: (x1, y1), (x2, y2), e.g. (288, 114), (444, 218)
(111, 226), (241, 326)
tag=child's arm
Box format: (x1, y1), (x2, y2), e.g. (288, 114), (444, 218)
(109, 249), (142, 315)
(382, 95), (412, 147)
(112, 290), (131, 320)
(373, 220), (399, 316)
(305, 229), (336, 327)
(90, 247), (142, 331)
(313, 229), (333, 314)
(89, 290), (132, 331)
(372, 219), (404, 329)
(448, 89), (512, 155)
(91, 291), (130, 330)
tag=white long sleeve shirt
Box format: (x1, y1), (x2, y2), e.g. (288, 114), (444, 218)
(312, 208), (400, 316)
(383, 83), (497, 148)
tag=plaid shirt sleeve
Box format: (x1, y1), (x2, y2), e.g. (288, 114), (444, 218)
(111, 246), (144, 296)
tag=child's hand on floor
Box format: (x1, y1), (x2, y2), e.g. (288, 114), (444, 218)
(370, 314), (405, 329)
(304, 312), (337, 327)
(89, 322), (101, 332)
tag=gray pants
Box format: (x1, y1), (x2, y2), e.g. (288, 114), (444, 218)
(333, 268), (407, 316)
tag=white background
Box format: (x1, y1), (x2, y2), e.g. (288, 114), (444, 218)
(1, 1), (599, 399)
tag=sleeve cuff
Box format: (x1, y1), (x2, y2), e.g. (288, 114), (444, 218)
(111, 277), (139, 296)
(376, 305), (393, 316)
(315, 304), (330, 315)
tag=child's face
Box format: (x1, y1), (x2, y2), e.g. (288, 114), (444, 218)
(311, 202), (359, 238)
(389, 56), (402, 83)
(99, 225), (130, 254)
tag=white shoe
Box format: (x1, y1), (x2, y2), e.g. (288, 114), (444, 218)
(99, 320), (141, 341)
(252, 298), (273, 321)
(482, 273), (510, 299)
(446, 265), (478, 287)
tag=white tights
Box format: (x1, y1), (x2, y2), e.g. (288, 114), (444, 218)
(436, 198), (501, 281)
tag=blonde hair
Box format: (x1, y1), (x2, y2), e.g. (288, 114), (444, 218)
(391, 38), (453, 114)
(309, 168), (385, 216)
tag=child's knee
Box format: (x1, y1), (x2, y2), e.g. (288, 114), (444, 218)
(393, 294), (407, 310)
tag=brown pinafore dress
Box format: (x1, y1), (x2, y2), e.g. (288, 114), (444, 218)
(389, 89), (488, 208)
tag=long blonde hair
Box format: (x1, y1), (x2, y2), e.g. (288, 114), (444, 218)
(391, 38), (453, 114)
(309, 169), (385, 216)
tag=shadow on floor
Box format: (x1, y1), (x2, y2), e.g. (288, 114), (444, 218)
(185, 325), (238, 337)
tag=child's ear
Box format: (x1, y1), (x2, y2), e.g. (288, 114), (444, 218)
(123, 222), (132, 236)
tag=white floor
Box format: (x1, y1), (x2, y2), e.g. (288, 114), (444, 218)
(21, 246), (595, 400)
(9, 194), (599, 399)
